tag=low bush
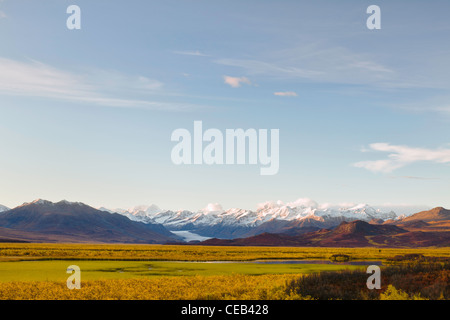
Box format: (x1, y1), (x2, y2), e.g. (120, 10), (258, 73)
(285, 263), (450, 300)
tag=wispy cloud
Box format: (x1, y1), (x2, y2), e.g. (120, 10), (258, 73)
(353, 143), (450, 173)
(223, 75), (251, 88)
(0, 57), (206, 111)
(0, 0), (7, 19)
(388, 175), (439, 180)
(0, 57), (93, 99)
(274, 91), (297, 97)
(217, 58), (322, 79)
(173, 50), (209, 57)
(394, 96), (450, 117)
(215, 44), (396, 87)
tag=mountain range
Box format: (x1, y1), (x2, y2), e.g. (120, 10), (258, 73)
(108, 201), (399, 239)
(0, 199), (449, 247)
(198, 210), (450, 248)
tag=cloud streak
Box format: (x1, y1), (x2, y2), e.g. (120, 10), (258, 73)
(215, 45), (396, 87)
(353, 143), (450, 173)
(173, 50), (209, 57)
(0, 57), (205, 111)
(274, 91), (297, 97)
(389, 176), (439, 180)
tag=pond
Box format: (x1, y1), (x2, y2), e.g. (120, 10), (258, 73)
(176, 259), (383, 266)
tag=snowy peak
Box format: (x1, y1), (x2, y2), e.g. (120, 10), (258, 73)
(22, 199), (85, 206)
(316, 203), (396, 221)
(31, 199), (53, 205)
(16, 199), (54, 208)
(128, 204), (162, 216)
(202, 203), (224, 214)
(109, 199), (398, 230)
(15, 199), (89, 210)
(56, 200), (84, 206)
(0, 204), (10, 213)
(113, 204), (163, 222)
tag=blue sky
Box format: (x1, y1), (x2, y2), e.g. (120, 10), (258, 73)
(1, 0), (450, 212)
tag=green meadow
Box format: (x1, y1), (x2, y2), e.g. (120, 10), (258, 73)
(0, 243), (448, 283)
(0, 259), (363, 282)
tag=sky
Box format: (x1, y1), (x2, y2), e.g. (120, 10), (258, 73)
(1, 0), (450, 213)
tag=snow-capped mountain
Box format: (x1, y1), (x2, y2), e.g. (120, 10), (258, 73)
(17, 199), (85, 208)
(0, 204), (10, 213)
(0, 199), (181, 243)
(107, 199), (398, 239)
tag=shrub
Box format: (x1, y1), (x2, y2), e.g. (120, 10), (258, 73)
(329, 254), (351, 262)
(286, 263), (450, 300)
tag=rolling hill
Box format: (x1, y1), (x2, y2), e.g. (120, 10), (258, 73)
(400, 207), (450, 222)
(199, 218), (450, 248)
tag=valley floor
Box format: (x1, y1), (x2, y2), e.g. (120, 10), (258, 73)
(0, 243), (448, 300)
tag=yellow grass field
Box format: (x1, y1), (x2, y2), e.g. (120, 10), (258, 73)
(0, 274), (303, 300)
(0, 243), (448, 300)
(1, 243), (449, 261)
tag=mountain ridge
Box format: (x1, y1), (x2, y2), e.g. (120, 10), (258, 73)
(109, 200), (400, 239)
(0, 199), (181, 244)
(1, 199), (448, 247)
(198, 218), (450, 248)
